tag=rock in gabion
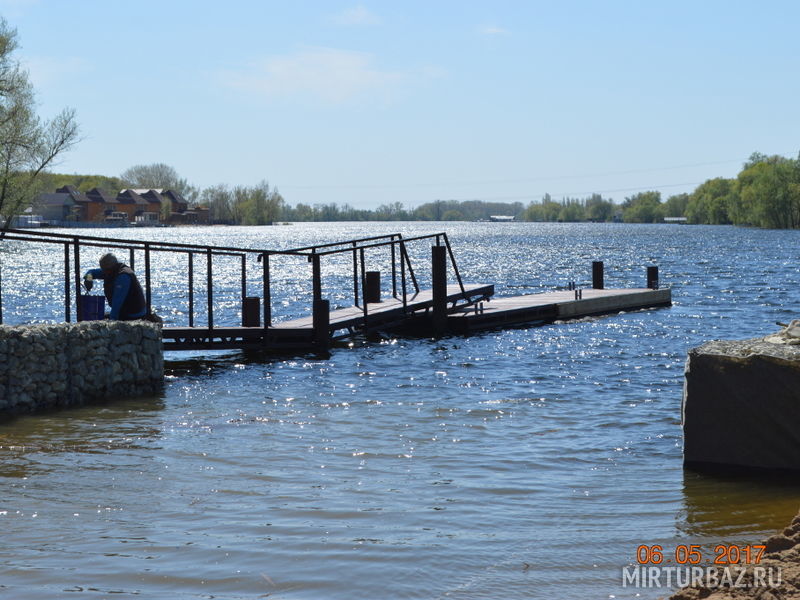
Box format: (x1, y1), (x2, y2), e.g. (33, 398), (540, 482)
(0, 321), (164, 418)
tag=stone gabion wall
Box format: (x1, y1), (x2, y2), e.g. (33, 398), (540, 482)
(0, 321), (163, 417)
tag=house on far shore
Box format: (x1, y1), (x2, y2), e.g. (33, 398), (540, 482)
(36, 185), (85, 222)
(161, 189), (209, 224)
(29, 186), (208, 226)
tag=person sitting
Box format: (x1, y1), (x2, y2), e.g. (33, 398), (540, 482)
(83, 253), (147, 321)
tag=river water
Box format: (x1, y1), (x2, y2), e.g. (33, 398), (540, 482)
(0, 222), (799, 599)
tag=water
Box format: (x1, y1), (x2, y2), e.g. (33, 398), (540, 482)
(1, 222), (799, 599)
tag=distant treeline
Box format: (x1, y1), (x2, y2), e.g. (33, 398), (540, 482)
(39, 151), (800, 228)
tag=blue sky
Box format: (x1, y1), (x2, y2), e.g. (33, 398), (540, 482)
(5, 0), (800, 208)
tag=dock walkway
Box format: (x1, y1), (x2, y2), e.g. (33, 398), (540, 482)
(0, 229), (672, 353)
(447, 288), (672, 333)
(162, 283), (493, 351)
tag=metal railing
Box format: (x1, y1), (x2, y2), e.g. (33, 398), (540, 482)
(0, 228), (467, 330)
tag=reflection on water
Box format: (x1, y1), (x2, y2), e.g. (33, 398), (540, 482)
(1, 222), (799, 599)
(680, 470), (800, 540)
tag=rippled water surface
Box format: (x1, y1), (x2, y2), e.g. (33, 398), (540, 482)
(1, 222), (799, 599)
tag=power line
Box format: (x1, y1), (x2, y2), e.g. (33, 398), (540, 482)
(279, 158), (744, 191)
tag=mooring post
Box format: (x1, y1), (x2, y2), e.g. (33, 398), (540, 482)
(365, 271), (381, 303)
(647, 266), (659, 290)
(243, 297), (260, 327)
(432, 245), (447, 335)
(592, 261), (604, 289)
(313, 298), (330, 350)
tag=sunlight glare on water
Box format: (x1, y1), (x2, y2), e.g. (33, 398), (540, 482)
(1, 222), (799, 599)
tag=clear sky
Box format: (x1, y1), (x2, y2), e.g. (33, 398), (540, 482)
(5, 0), (800, 208)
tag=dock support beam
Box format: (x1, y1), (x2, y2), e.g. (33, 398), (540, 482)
(647, 266), (659, 290)
(432, 245), (447, 335)
(365, 271), (381, 303)
(313, 299), (330, 350)
(592, 261), (604, 289)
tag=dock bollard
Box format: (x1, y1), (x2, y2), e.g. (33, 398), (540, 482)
(365, 271), (381, 303)
(432, 245), (447, 335)
(592, 261), (604, 289)
(313, 299), (330, 350)
(646, 266), (659, 290)
(242, 297), (261, 327)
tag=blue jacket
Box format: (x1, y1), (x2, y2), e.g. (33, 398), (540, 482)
(85, 267), (147, 320)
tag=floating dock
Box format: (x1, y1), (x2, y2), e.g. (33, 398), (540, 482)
(447, 287), (672, 333)
(0, 229), (672, 353)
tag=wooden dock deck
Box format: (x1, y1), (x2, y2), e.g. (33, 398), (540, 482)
(162, 283), (494, 351)
(447, 287), (672, 333)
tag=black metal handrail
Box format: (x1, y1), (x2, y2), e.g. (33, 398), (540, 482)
(0, 228), (255, 328)
(0, 228), (469, 331)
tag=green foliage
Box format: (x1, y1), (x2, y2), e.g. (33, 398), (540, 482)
(686, 178), (734, 224)
(733, 156), (800, 228)
(663, 193), (689, 218)
(622, 191), (663, 223)
(35, 172), (125, 193)
(522, 194), (616, 222)
(0, 17), (79, 223)
(413, 200), (524, 221)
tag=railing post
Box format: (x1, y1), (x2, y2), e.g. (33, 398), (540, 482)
(188, 252), (194, 327)
(129, 247), (135, 271)
(592, 261), (604, 290)
(64, 243), (70, 322)
(432, 245), (447, 335)
(400, 245), (408, 312)
(262, 252), (271, 328)
(241, 254), (247, 301)
(311, 251), (322, 301)
(73, 238), (81, 322)
(391, 236), (397, 298)
(144, 242), (152, 314)
(352, 243), (359, 306)
(359, 247), (367, 321)
(401, 241), (419, 294)
(207, 248), (213, 329)
(442, 233), (465, 297)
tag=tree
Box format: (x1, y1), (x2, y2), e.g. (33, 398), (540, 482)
(663, 193), (689, 218)
(622, 191), (663, 223)
(735, 157), (800, 228)
(0, 18), (80, 227)
(686, 179), (734, 224)
(120, 163), (194, 198)
(585, 194), (615, 222)
(199, 183), (233, 224)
